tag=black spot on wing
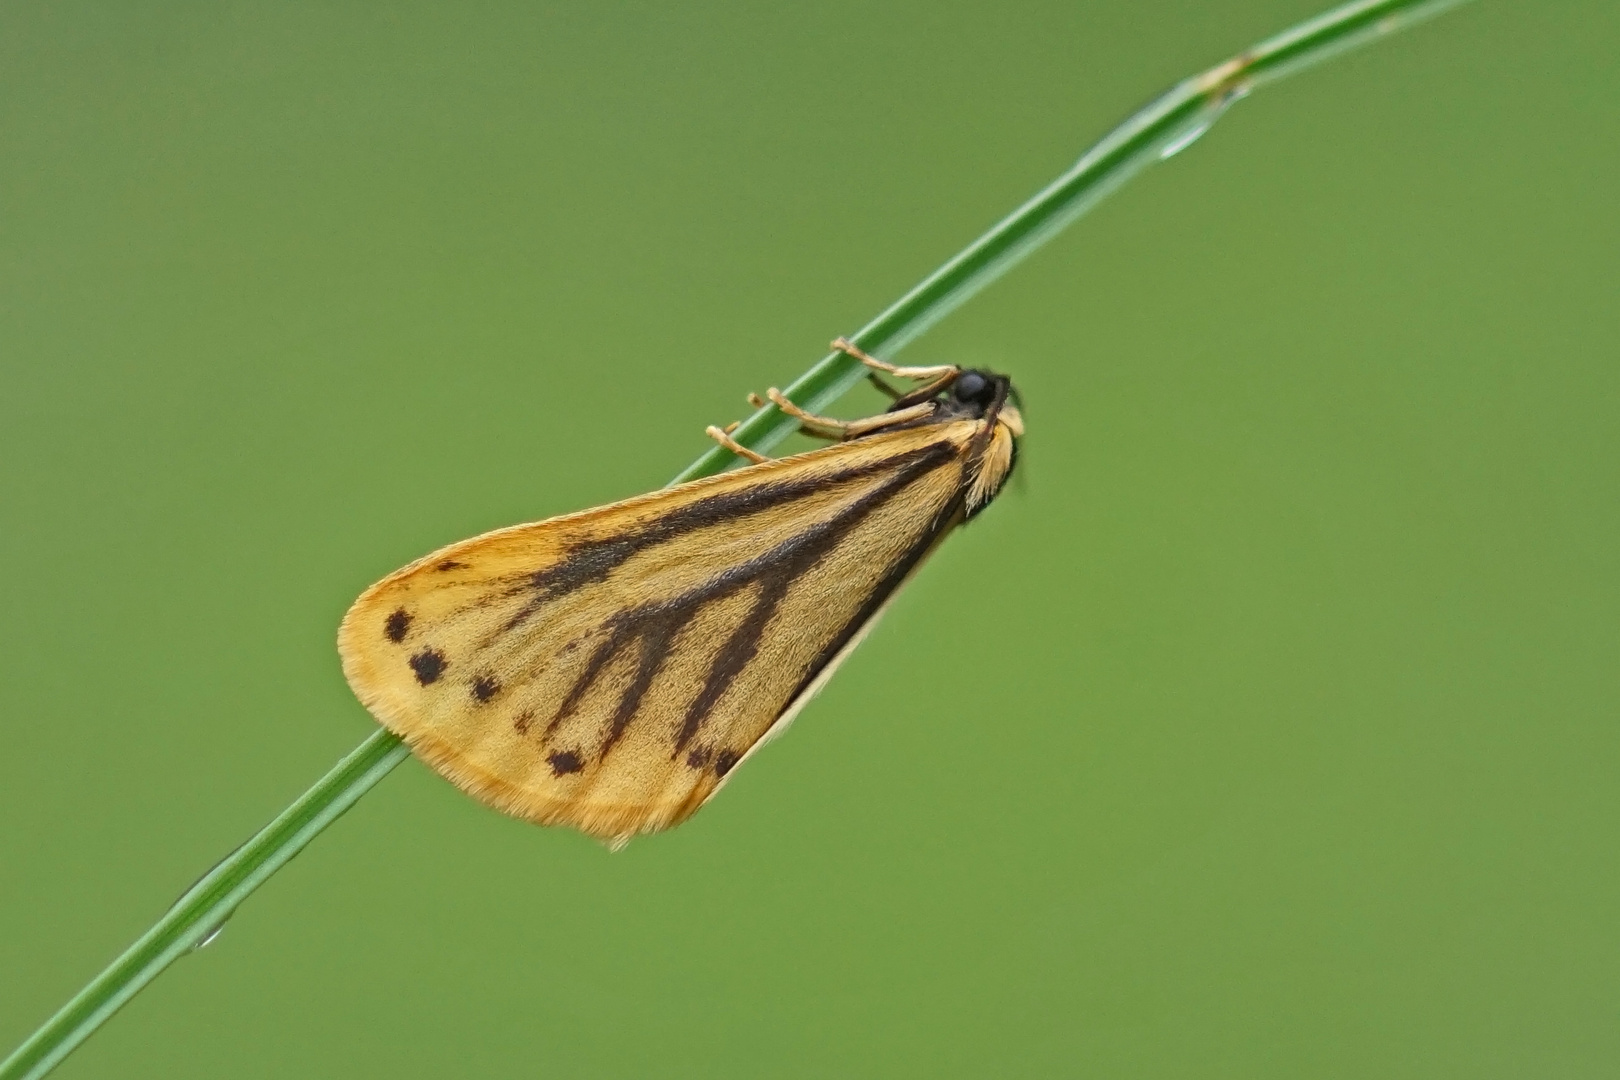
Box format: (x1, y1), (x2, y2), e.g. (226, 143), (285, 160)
(685, 746), (712, 770)
(513, 709), (534, 735)
(436, 559), (465, 571)
(409, 649), (447, 685)
(471, 674), (500, 703)
(384, 609), (411, 643)
(714, 750), (741, 777)
(547, 750), (584, 776)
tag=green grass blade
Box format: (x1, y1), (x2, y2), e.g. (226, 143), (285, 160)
(1, 731), (410, 1080)
(0, 1), (1473, 1076)
(672, 0), (1475, 484)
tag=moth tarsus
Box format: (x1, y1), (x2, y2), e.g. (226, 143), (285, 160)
(705, 425), (772, 463)
(766, 387), (849, 437)
(339, 351), (1023, 842)
(829, 336), (959, 382)
(866, 372), (905, 401)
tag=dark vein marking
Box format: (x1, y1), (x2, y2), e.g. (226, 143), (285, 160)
(409, 648), (447, 685)
(603, 624), (682, 755)
(714, 749), (741, 777)
(546, 750), (584, 776)
(782, 496), (969, 715)
(663, 449), (958, 754)
(672, 578), (786, 754)
(536, 439), (962, 766)
(544, 603), (698, 746)
(436, 559), (465, 571)
(547, 630), (631, 737)
(501, 441), (958, 636)
(513, 709), (535, 735)
(471, 673), (500, 703)
(384, 609), (412, 643)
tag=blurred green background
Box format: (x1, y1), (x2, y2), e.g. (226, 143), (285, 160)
(3, 1), (1617, 1076)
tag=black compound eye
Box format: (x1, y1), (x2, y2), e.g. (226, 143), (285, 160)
(952, 371), (992, 405)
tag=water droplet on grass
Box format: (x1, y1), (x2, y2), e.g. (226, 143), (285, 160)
(169, 842), (246, 952)
(1160, 87), (1249, 160)
(191, 920), (228, 951)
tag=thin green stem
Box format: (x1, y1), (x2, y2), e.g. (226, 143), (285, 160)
(1, 731), (410, 1080)
(0, 1), (1472, 1076)
(673, 0), (1474, 483)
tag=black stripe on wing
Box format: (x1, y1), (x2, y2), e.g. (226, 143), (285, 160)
(499, 442), (957, 634)
(528, 438), (963, 768)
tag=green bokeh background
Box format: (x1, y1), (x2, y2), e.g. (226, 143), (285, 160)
(4, 2), (1617, 1076)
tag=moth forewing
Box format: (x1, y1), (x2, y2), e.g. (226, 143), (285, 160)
(338, 373), (1021, 842)
(719, 497), (969, 785)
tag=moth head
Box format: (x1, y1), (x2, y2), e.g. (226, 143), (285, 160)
(948, 368), (1022, 434)
(939, 368), (1018, 421)
(950, 369), (997, 409)
(952, 368), (1022, 512)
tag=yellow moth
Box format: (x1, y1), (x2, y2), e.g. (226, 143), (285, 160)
(338, 340), (1024, 844)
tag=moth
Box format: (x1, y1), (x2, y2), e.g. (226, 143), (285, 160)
(338, 339), (1024, 844)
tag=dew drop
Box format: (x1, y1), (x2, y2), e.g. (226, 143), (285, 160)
(191, 919), (228, 951)
(1159, 116), (1215, 160)
(1159, 86), (1249, 160)
(169, 843), (245, 953)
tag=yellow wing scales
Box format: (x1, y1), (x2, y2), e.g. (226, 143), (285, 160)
(339, 421), (980, 841)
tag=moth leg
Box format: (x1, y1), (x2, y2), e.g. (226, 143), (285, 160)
(867, 372), (905, 400)
(747, 390), (841, 443)
(888, 371), (960, 409)
(765, 388), (848, 438)
(843, 401), (934, 435)
(705, 425), (771, 464)
(764, 388), (855, 440)
(766, 388), (934, 440)
(831, 337), (960, 405)
(831, 336), (958, 381)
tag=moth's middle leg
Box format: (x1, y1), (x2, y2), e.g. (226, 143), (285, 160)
(766, 388), (935, 440)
